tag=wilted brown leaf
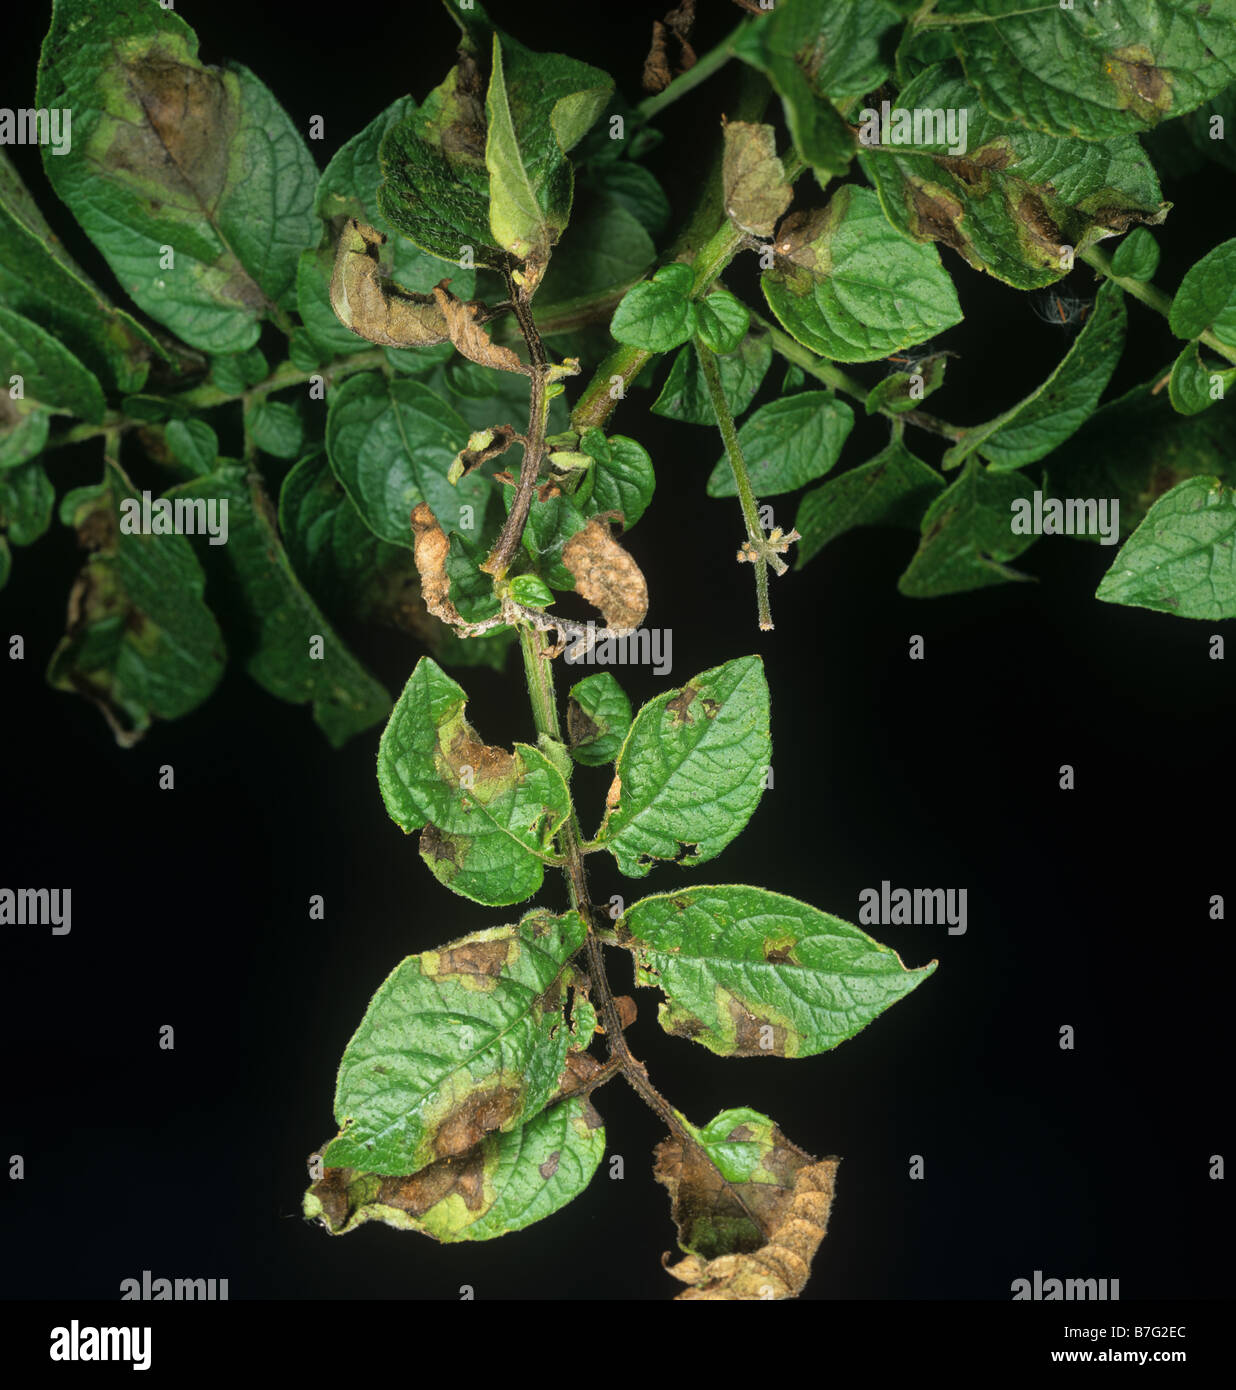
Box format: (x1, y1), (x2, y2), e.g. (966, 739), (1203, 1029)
(329, 219), (451, 348)
(562, 518), (648, 631)
(433, 285), (529, 375)
(409, 502), (462, 626)
(723, 122), (793, 238)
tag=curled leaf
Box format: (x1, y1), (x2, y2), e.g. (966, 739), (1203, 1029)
(561, 517), (648, 632)
(329, 219), (452, 348)
(433, 285), (529, 374)
(410, 502), (463, 625)
(449, 424), (519, 484)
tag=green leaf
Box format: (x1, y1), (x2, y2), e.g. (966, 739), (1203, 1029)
(707, 392), (853, 498)
(446, 532), (503, 623)
(0, 458), (54, 547)
(533, 200), (653, 310)
(1043, 378), (1236, 541)
(247, 399), (304, 460)
(1169, 238), (1236, 348)
(1110, 226), (1160, 281)
(46, 460), (225, 745)
(507, 573), (553, 608)
(0, 150), (157, 394)
(164, 418), (219, 476)
(513, 488), (588, 590)
(322, 909), (587, 1175)
(730, 0), (900, 182)
(325, 372), (489, 547)
(37, 0), (317, 353)
(1143, 85), (1236, 175)
(306, 1093), (605, 1240)
(610, 262), (695, 351)
(586, 162), (669, 240)
(898, 458), (1035, 598)
(377, 657), (572, 905)
(598, 656), (770, 877)
(1169, 341), (1236, 416)
(0, 305), (105, 424)
(484, 36), (611, 272)
(0, 399), (50, 472)
(566, 671), (632, 766)
(654, 1105), (825, 1262)
(865, 354), (948, 415)
(794, 438), (945, 567)
(945, 279), (1127, 471)
(695, 290), (750, 355)
(859, 63), (1169, 290)
(444, 357), (566, 436)
(622, 885), (935, 1058)
(762, 185), (962, 363)
(579, 428), (655, 527)
(168, 463), (389, 747)
(928, 0), (1236, 140)
(651, 333), (773, 427)
(1096, 476), (1236, 619)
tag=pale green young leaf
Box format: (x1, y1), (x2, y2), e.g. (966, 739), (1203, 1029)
(610, 262), (695, 351)
(1110, 226), (1160, 281)
(695, 289), (750, 356)
(865, 354), (948, 415)
(622, 885), (935, 1058)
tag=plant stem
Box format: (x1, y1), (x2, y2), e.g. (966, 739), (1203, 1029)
(1081, 244), (1236, 366)
(697, 340), (776, 630)
(516, 625), (699, 1142)
(483, 277), (550, 578)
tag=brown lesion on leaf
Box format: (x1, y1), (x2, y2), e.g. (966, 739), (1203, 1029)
(426, 937), (512, 979)
(762, 936), (798, 966)
(432, 1084), (523, 1160)
(1105, 45), (1173, 122)
(419, 823), (457, 865)
(700, 697), (721, 719)
(1014, 191), (1066, 264)
(409, 503), (464, 626)
(329, 220), (453, 349)
(538, 1151), (561, 1179)
(666, 685), (698, 725)
(432, 284), (530, 376)
(444, 726), (517, 787)
(566, 697), (600, 749)
(727, 994), (790, 1056)
(906, 182), (967, 257)
(662, 1012), (707, 1040)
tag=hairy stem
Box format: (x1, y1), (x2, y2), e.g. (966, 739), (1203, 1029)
(1081, 244), (1236, 366)
(697, 340), (777, 630)
(483, 276), (551, 578)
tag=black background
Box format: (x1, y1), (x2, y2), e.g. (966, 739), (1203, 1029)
(1, 0), (1232, 1309)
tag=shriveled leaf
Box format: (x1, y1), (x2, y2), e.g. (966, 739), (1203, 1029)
(0, 304), (105, 424)
(1169, 238), (1236, 348)
(562, 518), (648, 630)
(322, 909), (587, 1175)
(623, 885), (935, 1058)
(599, 656), (770, 876)
(666, 1158), (839, 1301)
(946, 279), (1127, 470)
(325, 372), (489, 547)
(377, 656), (571, 905)
(651, 333), (772, 426)
(0, 150), (157, 393)
(567, 671), (632, 766)
(860, 63), (1169, 290)
(47, 460), (225, 746)
(578, 429), (655, 528)
(168, 464), (388, 747)
(37, 0), (317, 353)
(1096, 476), (1236, 619)
(722, 121), (792, 238)
(610, 262), (695, 351)
(763, 186), (962, 363)
(795, 438), (945, 567)
(707, 392), (852, 498)
(433, 284), (528, 373)
(898, 458), (1036, 597)
(306, 1094), (604, 1240)
(928, 0), (1236, 140)
(730, 0), (899, 182)
(655, 1106), (826, 1266)
(326, 219), (450, 350)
